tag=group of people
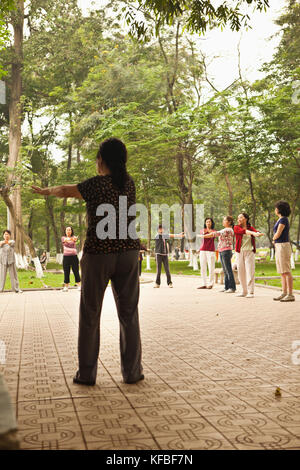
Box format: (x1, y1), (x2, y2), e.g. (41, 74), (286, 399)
(0, 136), (293, 389)
(153, 202), (295, 302)
(0, 227), (82, 294)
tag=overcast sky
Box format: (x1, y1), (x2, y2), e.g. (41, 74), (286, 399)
(47, 0), (287, 161)
(77, 0), (287, 90)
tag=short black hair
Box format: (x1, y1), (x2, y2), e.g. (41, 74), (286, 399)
(3, 229), (11, 236)
(275, 200), (291, 217)
(158, 225), (163, 230)
(65, 226), (74, 236)
(204, 218), (215, 229)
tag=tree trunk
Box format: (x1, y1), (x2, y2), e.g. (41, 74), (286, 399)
(1, 189), (43, 278)
(147, 204), (151, 251)
(60, 114), (73, 233)
(247, 172), (257, 226)
(28, 207), (34, 240)
(290, 179), (300, 229)
(297, 213), (300, 248)
(45, 196), (61, 253)
(46, 224), (50, 253)
(60, 198), (67, 235)
(266, 209), (274, 256)
(7, 0), (25, 257)
(76, 147), (84, 250)
(224, 171), (233, 216)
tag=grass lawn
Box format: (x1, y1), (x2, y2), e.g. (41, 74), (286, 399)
(2, 259), (300, 291)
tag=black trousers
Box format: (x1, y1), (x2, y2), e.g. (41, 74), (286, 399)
(78, 250), (143, 383)
(63, 255), (81, 284)
(155, 254), (172, 285)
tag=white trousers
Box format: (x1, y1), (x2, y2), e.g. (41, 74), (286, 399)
(0, 263), (20, 292)
(237, 250), (255, 295)
(199, 251), (215, 287)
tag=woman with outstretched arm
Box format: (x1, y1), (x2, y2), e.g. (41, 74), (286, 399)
(200, 215), (236, 293)
(234, 213), (264, 298)
(32, 138), (143, 386)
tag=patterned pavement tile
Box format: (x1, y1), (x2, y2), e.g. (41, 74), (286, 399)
(81, 421), (152, 443)
(125, 390), (186, 408)
(205, 412), (287, 433)
(0, 278), (299, 450)
(136, 413), (218, 438)
(72, 396), (132, 413)
(225, 430), (300, 450)
(17, 399), (76, 417)
(264, 412), (300, 428)
(155, 434), (235, 450)
(86, 438), (159, 450)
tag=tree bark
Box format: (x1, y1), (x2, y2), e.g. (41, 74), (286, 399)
(46, 224), (50, 253)
(266, 209), (274, 254)
(28, 206), (34, 240)
(7, 0), (25, 256)
(224, 171), (233, 216)
(45, 196), (61, 254)
(77, 147), (84, 250)
(2, 190), (35, 258)
(60, 113), (73, 234)
(247, 172), (257, 227)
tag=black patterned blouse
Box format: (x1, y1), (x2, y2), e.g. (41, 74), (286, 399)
(77, 174), (141, 254)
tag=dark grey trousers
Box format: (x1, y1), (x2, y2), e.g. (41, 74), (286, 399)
(155, 254), (172, 285)
(78, 250), (143, 383)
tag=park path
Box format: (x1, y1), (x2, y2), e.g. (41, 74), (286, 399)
(0, 275), (300, 450)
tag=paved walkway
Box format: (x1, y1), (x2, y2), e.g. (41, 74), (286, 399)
(0, 275), (299, 450)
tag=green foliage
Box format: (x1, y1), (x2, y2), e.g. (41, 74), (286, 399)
(123, 0), (270, 39)
(1, 0), (299, 255)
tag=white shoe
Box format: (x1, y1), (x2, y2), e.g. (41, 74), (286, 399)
(246, 293), (254, 298)
(219, 288), (226, 292)
(62, 286), (68, 292)
(236, 293), (246, 297)
(15, 290), (23, 293)
(153, 284), (160, 288)
(169, 283), (173, 288)
(77, 285), (81, 291)
(225, 289), (236, 293)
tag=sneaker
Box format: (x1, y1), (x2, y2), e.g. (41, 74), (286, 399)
(273, 293), (287, 301)
(15, 290), (23, 294)
(153, 284), (160, 288)
(246, 293), (254, 298)
(207, 286), (213, 289)
(169, 283), (173, 288)
(280, 294), (295, 302)
(236, 293), (246, 297)
(62, 286), (68, 292)
(225, 289), (236, 293)
(219, 288), (226, 292)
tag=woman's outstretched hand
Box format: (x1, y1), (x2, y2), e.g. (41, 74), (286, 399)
(32, 185), (51, 196)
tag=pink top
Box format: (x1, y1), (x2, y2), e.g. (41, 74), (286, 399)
(62, 237), (77, 256)
(213, 228), (234, 252)
(199, 229), (216, 252)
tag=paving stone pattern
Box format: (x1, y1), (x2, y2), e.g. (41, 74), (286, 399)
(0, 274), (299, 450)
